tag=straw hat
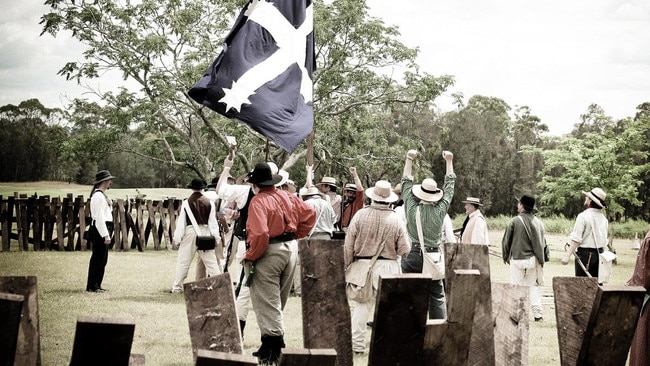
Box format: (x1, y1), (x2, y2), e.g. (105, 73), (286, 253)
(412, 178), (443, 202)
(316, 177), (338, 188)
(582, 188), (607, 208)
(365, 180), (398, 203)
(462, 197), (483, 206)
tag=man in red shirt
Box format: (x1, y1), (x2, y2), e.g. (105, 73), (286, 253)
(339, 166), (365, 230)
(243, 162), (316, 364)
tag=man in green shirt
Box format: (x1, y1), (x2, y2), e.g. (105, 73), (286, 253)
(401, 149), (455, 319)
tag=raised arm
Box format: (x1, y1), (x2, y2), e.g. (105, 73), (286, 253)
(349, 166), (363, 190)
(403, 149), (418, 178)
(443, 150), (454, 175)
(305, 164), (314, 188)
(215, 154), (235, 195)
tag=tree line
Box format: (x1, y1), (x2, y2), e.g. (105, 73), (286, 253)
(2, 0), (648, 222)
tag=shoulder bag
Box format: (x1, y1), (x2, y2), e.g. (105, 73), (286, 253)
(417, 206), (445, 280)
(345, 242), (385, 302)
(183, 200), (216, 251)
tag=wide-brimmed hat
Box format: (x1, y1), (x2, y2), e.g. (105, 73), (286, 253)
(517, 194), (537, 212)
(247, 162), (283, 187)
(94, 170), (115, 184)
(316, 177), (338, 188)
(284, 179), (297, 194)
(343, 183), (357, 192)
(365, 180), (398, 203)
(187, 178), (207, 190)
(462, 197), (483, 206)
(582, 187), (607, 208)
(412, 178), (443, 202)
(265, 162), (289, 187)
(300, 186), (322, 197)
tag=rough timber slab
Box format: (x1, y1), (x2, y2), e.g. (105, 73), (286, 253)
(492, 283), (529, 366)
(184, 273), (242, 361)
(0, 276), (40, 366)
(444, 243), (494, 366)
(300, 238), (352, 366)
(278, 348), (337, 366)
(0, 292), (24, 366)
(194, 349), (258, 366)
(69, 316), (136, 366)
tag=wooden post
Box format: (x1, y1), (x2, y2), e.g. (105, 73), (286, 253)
(45, 197), (55, 250)
(0, 197), (10, 251)
(148, 201), (160, 250)
(16, 199), (26, 251)
(279, 348), (337, 366)
(444, 243), (495, 366)
(137, 200), (146, 249)
(492, 283), (529, 366)
(116, 199), (128, 251)
(299, 238), (353, 366)
(160, 198), (172, 249)
(0, 276), (41, 366)
(195, 350), (258, 366)
(0, 292), (25, 366)
(169, 198), (178, 250)
(69, 316), (136, 366)
(368, 274), (430, 366)
(79, 198), (87, 251)
(32, 197), (43, 251)
(66, 195), (76, 251)
(184, 273), (243, 361)
(553, 277), (646, 366)
(423, 269), (481, 366)
(54, 197), (65, 250)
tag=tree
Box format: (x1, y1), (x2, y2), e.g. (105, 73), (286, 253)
(0, 99), (66, 182)
(538, 110), (650, 220)
(41, 0), (453, 183)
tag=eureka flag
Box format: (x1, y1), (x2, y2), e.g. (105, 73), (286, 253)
(188, 0), (315, 153)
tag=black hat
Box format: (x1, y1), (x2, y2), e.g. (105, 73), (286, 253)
(518, 194), (538, 212)
(187, 178), (207, 190)
(246, 162), (283, 187)
(94, 170), (115, 184)
(206, 177), (219, 189)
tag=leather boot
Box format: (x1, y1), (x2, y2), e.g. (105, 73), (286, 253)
(239, 320), (246, 336)
(252, 335), (271, 360)
(253, 335), (285, 364)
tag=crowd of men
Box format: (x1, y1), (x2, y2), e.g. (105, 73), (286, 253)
(115, 146), (616, 363)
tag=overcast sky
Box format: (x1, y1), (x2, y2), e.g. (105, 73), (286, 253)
(1, 0), (649, 136)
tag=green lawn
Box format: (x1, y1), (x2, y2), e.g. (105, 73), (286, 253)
(0, 231), (642, 365)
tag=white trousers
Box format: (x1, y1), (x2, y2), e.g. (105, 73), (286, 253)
(510, 256), (544, 319)
(171, 225), (221, 292)
(350, 259), (401, 353)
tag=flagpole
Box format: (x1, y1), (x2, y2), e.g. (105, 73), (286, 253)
(306, 131), (314, 166)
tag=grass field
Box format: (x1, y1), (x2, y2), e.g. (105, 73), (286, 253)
(0, 231), (643, 365)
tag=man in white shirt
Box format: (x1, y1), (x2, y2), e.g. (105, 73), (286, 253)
(460, 197), (489, 245)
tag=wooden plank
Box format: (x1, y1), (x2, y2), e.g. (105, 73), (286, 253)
(137, 201), (146, 249)
(184, 273), (242, 361)
(279, 348), (337, 366)
(69, 316), (136, 366)
(169, 198), (178, 250)
(16, 199), (26, 251)
(578, 285), (646, 365)
(32, 197), (43, 251)
(553, 277), (599, 366)
(0, 197), (10, 251)
(128, 353), (145, 366)
(117, 199), (128, 251)
(66, 195), (75, 251)
(369, 274), (430, 366)
(444, 242), (494, 366)
(0, 292), (25, 366)
(79, 199), (87, 251)
(45, 197), (56, 250)
(492, 283), (529, 366)
(195, 349), (258, 366)
(160, 200), (171, 250)
(299, 238), (353, 366)
(148, 201), (160, 250)
(423, 269), (481, 366)
(0, 276), (41, 365)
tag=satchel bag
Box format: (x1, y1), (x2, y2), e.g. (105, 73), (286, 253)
(183, 201), (217, 251)
(588, 219), (616, 284)
(345, 242), (385, 302)
(416, 206), (445, 280)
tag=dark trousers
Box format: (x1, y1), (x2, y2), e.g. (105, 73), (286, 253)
(401, 247), (447, 320)
(575, 247), (601, 278)
(86, 223), (113, 291)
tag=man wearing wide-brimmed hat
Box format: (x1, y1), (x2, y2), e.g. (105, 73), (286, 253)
(243, 162), (316, 364)
(315, 175), (342, 222)
(400, 149), (455, 320)
(502, 194), (547, 321)
(86, 170), (115, 292)
(460, 197), (489, 245)
(344, 180), (411, 354)
(170, 178), (222, 293)
(562, 188), (609, 278)
(340, 166), (365, 230)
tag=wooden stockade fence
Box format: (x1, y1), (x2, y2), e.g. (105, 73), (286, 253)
(0, 193), (186, 252)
